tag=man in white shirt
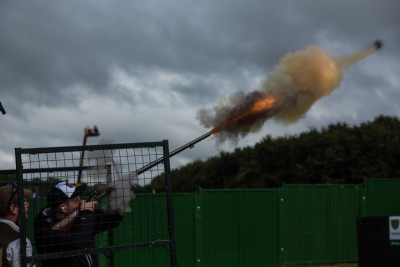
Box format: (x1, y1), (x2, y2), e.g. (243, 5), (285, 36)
(0, 182), (35, 267)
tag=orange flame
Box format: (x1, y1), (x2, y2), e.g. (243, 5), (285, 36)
(251, 97), (277, 113)
(210, 96), (278, 134)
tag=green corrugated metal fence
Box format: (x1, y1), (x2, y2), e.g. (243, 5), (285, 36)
(279, 184), (362, 264)
(199, 189), (279, 267)
(27, 178), (399, 266)
(363, 179), (400, 216)
(98, 179), (400, 266)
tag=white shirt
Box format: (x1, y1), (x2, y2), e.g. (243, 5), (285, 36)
(0, 218), (35, 267)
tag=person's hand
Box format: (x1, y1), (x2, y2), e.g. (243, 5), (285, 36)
(79, 200), (98, 212)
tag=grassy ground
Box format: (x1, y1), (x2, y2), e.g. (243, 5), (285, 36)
(286, 263), (357, 267)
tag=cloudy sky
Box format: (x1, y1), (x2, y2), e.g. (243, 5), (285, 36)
(1, 0), (399, 171)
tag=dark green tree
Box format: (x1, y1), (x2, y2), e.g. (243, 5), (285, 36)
(152, 115), (400, 192)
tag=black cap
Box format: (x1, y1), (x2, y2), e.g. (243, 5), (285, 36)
(47, 181), (86, 209)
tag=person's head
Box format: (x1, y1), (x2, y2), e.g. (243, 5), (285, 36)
(47, 181), (86, 217)
(0, 182), (32, 223)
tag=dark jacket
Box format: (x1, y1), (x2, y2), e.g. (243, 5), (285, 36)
(0, 221), (19, 267)
(33, 207), (123, 267)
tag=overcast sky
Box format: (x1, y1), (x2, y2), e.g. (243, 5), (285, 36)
(1, 0), (399, 171)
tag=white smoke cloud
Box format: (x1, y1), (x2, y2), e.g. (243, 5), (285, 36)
(197, 43), (380, 144)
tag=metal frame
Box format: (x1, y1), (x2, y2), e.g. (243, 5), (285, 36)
(13, 141), (177, 267)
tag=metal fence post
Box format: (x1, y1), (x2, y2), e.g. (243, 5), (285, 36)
(195, 189), (203, 266)
(278, 186), (286, 265)
(361, 182), (368, 216)
(15, 148), (28, 267)
(163, 140), (178, 267)
(106, 164), (115, 267)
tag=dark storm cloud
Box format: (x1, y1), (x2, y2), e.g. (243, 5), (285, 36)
(3, 0), (395, 108)
(0, 0), (399, 169)
(0, 1), (313, 109)
(290, 0), (400, 47)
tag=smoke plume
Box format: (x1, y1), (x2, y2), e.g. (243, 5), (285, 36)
(197, 42), (381, 144)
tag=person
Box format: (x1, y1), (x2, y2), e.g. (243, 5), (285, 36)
(33, 181), (123, 267)
(0, 182), (35, 267)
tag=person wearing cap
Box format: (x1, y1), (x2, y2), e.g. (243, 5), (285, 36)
(33, 181), (123, 267)
(0, 182), (35, 267)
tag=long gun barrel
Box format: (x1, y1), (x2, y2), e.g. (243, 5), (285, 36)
(136, 132), (212, 175)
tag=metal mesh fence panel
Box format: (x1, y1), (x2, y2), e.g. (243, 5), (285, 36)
(12, 141), (176, 267)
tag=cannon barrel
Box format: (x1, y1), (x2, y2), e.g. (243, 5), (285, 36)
(136, 132), (212, 175)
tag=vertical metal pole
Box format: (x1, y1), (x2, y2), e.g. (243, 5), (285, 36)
(278, 187), (286, 265)
(15, 148), (27, 266)
(106, 164), (115, 267)
(35, 185), (40, 217)
(361, 180), (368, 217)
(162, 140), (177, 267)
(77, 133), (88, 183)
(195, 189), (203, 266)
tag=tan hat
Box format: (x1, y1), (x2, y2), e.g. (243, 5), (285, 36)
(0, 183), (32, 214)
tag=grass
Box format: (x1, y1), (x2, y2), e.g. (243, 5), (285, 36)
(286, 263), (357, 267)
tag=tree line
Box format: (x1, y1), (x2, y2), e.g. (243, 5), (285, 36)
(150, 115), (400, 192)
(2, 115), (399, 194)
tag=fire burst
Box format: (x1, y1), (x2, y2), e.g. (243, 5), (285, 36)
(197, 40), (382, 144)
(209, 94), (283, 135)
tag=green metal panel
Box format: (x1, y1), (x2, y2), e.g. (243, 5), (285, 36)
(279, 184), (362, 264)
(200, 189), (280, 267)
(238, 190), (280, 267)
(364, 178), (400, 216)
(173, 194), (196, 267)
(201, 190), (240, 267)
(99, 193), (196, 267)
(111, 194), (171, 266)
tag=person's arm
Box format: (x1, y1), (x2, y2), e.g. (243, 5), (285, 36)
(93, 209), (123, 234)
(34, 201), (98, 252)
(6, 238), (30, 267)
(35, 214), (96, 252)
(51, 209), (79, 231)
(51, 200), (97, 231)
(6, 239), (19, 267)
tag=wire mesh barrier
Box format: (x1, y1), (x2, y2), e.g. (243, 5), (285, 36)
(8, 141), (177, 267)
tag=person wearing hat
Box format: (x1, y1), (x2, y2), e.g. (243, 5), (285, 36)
(0, 182), (35, 267)
(33, 181), (123, 267)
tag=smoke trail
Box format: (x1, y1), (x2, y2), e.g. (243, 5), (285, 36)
(87, 138), (138, 215)
(197, 42), (381, 144)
